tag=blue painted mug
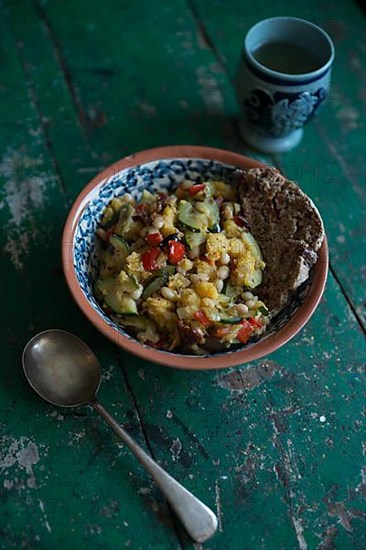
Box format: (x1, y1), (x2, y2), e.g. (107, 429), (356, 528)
(236, 17), (335, 153)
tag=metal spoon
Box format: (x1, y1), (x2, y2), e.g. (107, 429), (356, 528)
(22, 329), (218, 543)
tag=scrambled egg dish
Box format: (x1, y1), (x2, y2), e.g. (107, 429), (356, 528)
(94, 179), (269, 354)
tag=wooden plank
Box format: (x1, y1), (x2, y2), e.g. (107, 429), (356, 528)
(0, 12), (181, 550)
(2, 1), (365, 549)
(190, 0), (366, 328)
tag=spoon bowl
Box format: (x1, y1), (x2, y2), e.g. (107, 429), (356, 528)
(23, 329), (100, 407)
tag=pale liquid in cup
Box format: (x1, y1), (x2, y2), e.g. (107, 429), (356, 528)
(252, 41), (321, 74)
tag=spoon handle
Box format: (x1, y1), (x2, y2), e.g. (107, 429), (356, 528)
(90, 399), (218, 543)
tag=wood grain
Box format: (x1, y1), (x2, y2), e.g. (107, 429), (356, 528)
(1, 1), (365, 549)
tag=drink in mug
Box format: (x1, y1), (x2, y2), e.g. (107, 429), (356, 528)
(236, 17), (335, 153)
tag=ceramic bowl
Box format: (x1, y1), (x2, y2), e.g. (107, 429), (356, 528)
(62, 145), (328, 369)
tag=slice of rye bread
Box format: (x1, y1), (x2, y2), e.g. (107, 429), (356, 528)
(238, 167), (325, 314)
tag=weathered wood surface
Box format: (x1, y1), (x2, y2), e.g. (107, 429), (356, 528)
(0, 1), (365, 549)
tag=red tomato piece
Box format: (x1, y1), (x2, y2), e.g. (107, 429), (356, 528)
(248, 317), (262, 329)
(145, 232), (163, 246)
(141, 248), (161, 271)
(188, 183), (205, 196)
(237, 320), (254, 343)
(168, 241), (186, 264)
(194, 310), (211, 327)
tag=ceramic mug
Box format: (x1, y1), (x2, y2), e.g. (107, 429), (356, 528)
(236, 17), (335, 153)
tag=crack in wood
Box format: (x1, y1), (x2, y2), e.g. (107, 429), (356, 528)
(114, 350), (184, 549)
(268, 399), (308, 550)
(170, 413), (210, 460)
(33, 0), (90, 138)
(314, 120), (365, 203)
(6, 14), (67, 195)
(328, 262), (366, 334)
(114, 352), (156, 460)
(214, 479), (223, 532)
(186, 1), (282, 166)
(186, 0), (230, 79)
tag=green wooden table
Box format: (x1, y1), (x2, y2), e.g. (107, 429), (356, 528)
(1, 1), (365, 548)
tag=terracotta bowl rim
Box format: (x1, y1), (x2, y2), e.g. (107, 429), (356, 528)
(62, 145), (328, 370)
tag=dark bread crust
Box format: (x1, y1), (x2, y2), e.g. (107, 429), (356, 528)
(239, 167), (324, 314)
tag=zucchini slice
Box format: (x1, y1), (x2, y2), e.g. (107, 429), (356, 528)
(142, 271), (167, 300)
(164, 265), (176, 277)
(206, 199), (220, 231)
(224, 279), (238, 298)
(101, 209), (119, 230)
(105, 294), (138, 316)
(258, 305), (269, 315)
(241, 231), (262, 256)
(96, 276), (116, 294)
(142, 275), (165, 300)
(99, 248), (125, 278)
(109, 234), (130, 262)
(141, 266), (175, 300)
(114, 315), (149, 330)
(96, 273), (138, 295)
(115, 203), (135, 237)
(240, 231), (264, 289)
(185, 230), (206, 250)
(219, 316), (243, 325)
(178, 200), (204, 231)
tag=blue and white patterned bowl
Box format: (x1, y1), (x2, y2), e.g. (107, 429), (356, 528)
(62, 146), (328, 370)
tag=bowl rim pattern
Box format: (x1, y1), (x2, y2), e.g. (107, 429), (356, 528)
(62, 145), (328, 370)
